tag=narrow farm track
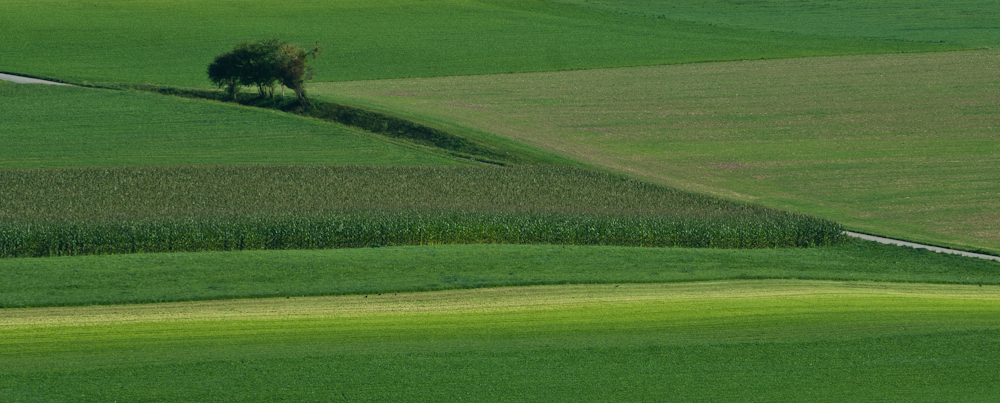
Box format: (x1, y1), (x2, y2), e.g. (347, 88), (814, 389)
(844, 231), (1000, 262)
(0, 72), (69, 85)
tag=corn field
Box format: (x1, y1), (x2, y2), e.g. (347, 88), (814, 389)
(0, 166), (844, 258)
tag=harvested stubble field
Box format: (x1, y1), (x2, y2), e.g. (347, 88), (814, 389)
(3, 281), (1000, 401)
(0, 165), (842, 258)
(313, 49), (1000, 254)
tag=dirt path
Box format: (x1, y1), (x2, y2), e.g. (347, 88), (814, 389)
(844, 231), (1000, 262)
(0, 73), (69, 86)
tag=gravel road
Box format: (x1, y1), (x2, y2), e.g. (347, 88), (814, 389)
(844, 231), (1000, 262)
(0, 72), (69, 85)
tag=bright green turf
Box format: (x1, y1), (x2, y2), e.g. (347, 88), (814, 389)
(3, 282), (999, 402)
(0, 0), (955, 86)
(3, 241), (998, 308)
(0, 81), (456, 168)
(555, 0), (1000, 47)
(312, 49), (1000, 254)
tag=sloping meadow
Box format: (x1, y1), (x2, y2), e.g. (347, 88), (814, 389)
(0, 166), (841, 257)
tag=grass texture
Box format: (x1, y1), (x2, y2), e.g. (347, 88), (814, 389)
(3, 281), (1000, 402)
(0, 0), (954, 86)
(0, 165), (842, 258)
(312, 50), (1000, 254)
(0, 82), (456, 169)
(555, 0), (1000, 47)
(1, 241), (998, 308)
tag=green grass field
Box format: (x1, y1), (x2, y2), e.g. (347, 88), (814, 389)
(0, 0), (956, 87)
(2, 241), (998, 308)
(312, 49), (1000, 254)
(0, 81), (457, 168)
(3, 282), (999, 401)
(555, 0), (1000, 47)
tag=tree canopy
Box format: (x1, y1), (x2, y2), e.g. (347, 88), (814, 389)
(208, 39), (321, 103)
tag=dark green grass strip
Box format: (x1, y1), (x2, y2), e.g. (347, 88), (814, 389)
(4, 330), (998, 402)
(2, 241), (997, 308)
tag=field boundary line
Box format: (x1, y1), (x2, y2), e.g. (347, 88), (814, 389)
(844, 231), (1000, 262)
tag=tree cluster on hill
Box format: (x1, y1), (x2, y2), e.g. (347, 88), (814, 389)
(207, 39), (321, 103)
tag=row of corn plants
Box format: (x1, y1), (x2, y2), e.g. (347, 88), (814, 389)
(0, 210), (843, 258)
(0, 165), (844, 258)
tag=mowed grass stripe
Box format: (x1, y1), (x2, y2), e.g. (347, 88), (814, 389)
(3, 281), (1000, 402)
(0, 0), (955, 87)
(312, 49), (1000, 254)
(3, 242), (1000, 309)
(0, 82), (456, 168)
(5, 281), (1000, 358)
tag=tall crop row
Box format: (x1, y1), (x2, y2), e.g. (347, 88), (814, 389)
(0, 166), (844, 258)
(0, 210), (842, 258)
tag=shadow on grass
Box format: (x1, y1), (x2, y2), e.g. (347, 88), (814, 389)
(118, 84), (516, 165)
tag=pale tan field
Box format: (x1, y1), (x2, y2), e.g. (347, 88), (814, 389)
(312, 50), (1000, 254)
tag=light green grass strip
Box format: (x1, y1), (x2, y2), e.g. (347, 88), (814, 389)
(312, 49), (1000, 254)
(0, 0), (954, 86)
(0, 82), (456, 168)
(3, 281), (1000, 402)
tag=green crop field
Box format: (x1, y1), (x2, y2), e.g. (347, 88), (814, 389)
(3, 282), (1000, 401)
(0, 0), (956, 87)
(313, 49), (1000, 254)
(0, 165), (843, 258)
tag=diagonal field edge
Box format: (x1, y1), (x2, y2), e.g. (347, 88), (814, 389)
(845, 231), (1000, 262)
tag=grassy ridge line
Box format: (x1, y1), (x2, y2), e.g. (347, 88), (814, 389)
(3, 282), (1000, 401)
(2, 241), (997, 309)
(126, 84), (573, 165)
(0, 0), (956, 87)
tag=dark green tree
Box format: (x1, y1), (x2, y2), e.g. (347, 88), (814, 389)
(231, 38), (282, 97)
(209, 38), (317, 100)
(276, 42), (322, 103)
(207, 51), (241, 99)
